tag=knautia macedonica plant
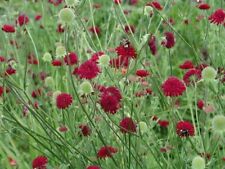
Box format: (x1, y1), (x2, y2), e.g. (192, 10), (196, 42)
(0, 0), (224, 169)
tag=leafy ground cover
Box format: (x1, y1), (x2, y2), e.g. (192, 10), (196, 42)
(0, 0), (225, 168)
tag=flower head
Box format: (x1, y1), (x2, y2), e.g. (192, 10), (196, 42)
(176, 121), (195, 138)
(56, 93), (73, 109)
(32, 156), (48, 169)
(64, 52), (78, 65)
(76, 60), (100, 79)
(208, 9), (225, 25)
(161, 32), (175, 48)
(148, 35), (157, 55)
(162, 76), (186, 97)
(119, 117), (137, 133)
(2, 24), (15, 33)
(97, 146), (118, 159)
(16, 14), (29, 26)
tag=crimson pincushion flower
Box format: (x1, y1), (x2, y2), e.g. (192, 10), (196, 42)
(197, 3), (210, 10)
(64, 52), (78, 65)
(86, 166), (101, 169)
(161, 32), (175, 49)
(56, 93), (73, 109)
(158, 120), (169, 128)
(79, 124), (91, 136)
(161, 76), (186, 97)
(16, 14), (29, 26)
(2, 24), (15, 33)
(179, 60), (194, 69)
(124, 25), (135, 34)
(52, 59), (63, 66)
(97, 146), (118, 159)
(102, 86), (122, 101)
(176, 121), (195, 138)
(100, 93), (120, 114)
(197, 99), (204, 110)
(147, 1), (163, 11)
(136, 69), (150, 77)
(115, 44), (137, 59)
(120, 117), (137, 133)
(148, 35), (157, 56)
(183, 68), (201, 85)
(90, 51), (105, 62)
(208, 9), (225, 25)
(32, 156), (48, 169)
(76, 60), (100, 79)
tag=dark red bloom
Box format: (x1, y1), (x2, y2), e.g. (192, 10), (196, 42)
(114, 0), (122, 5)
(197, 99), (204, 110)
(32, 88), (42, 98)
(100, 93), (120, 114)
(5, 67), (16, 76)
(161, 76), (186, 97)
(120, 117), (136, 133)
(97, 146), (118, 158)
(124, 25), (135, 34)
(147, 1), (163, 10)
(2, 24), (15, 33)
(0, 56), (5, 62)
(57, 24), (64, 33)
(136, 69), (150, 77)
(197, 3), (210, 10)
(115, 44), (137, 59)
(89, 26), (101, 35)
(16, 14), (29, 26)
(56, 93), (73, 109)
(28, 54), (39, 65)
(76, 60), (100, 79)
(208, 9), (225, 25)
(158, 120), (169, 128)
(148, 35), (157, 55)
(35, 15), (42, 21)
(86, 166), (101, 169)
(102, 86), (122, 101)
(64, 52), (78, 65)
(79, 124), (91, 136)
(161, 32), (175, 48)
(0, 86), (4, 97)
(52, 59), (63, 66)
(179, 60), (194, 69)
(176, 121), (195, 138)
(32, 156), (48, 169)
(58, 125), (68, 132)
(183, 69), (201, 85)
(90, 51), (105, 62)
(48, 0), (63, 6)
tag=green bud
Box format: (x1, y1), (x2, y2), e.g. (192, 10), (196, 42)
(42, 52), (52, 62)
(59, 8), (75, 24)
(212, 115), (225, 132)
(192, 156), (205, 169)
(98, 55), (110, 67)
(202, 66), (217, 81)
(56, 45), (66, 58)
(79, 81), (93, 95)
(138, 121), (148, 134)
(45, 76), (54, 88)
(65, 0), (80, 7)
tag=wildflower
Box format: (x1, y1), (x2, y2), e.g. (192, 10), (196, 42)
(16, 14), (29, 26)
(158, 120), (169, 128)
(119, 117), (137, 133)
(162, 76), (186, 97)
(76, 60), (100, 79)
(64, 52), (78, 65)
(97, 146), (118, 159)
(52, 59), (63, 66)
(183, 69), (201, 85)
(197, 99), (204, 110)
(148, 35), (157, 55)
(147, 1), (163, 11)
(79, 124), (91, 136)
(56, 93), (73, 109)
(116, 44), (137, 59)
(179, 60), (194, 69)
(136, 69), (150, 77)
(176, 121), (195, 138)
(197, 3), (210, 10)
(161, 32), (175, 49)
(32, 156), (48, 169)
(2, 24), (15, 33)
(208, 9), (225, 25)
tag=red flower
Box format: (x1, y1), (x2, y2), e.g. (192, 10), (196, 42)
(97, 146), (118, 159)
(0, 86), (4, 97)
(183, 69), (201, 85)
(120, 117), (136, 133)
(147, 1), (163, 10)
(136, 69), (150, 77)
(124, 25), (135, 34)
(179, 60), (194, 69)
(158, 120), (169, 128)
(77, 60), (100, 79)
(16, 14), (29, 26)
(161, 76), (186, 97)
(58, 125), (68, 132)
(5, 67), (16, 76)
(176, 121), (195, 138)
(148, 35), (157, 55)
(102, 86), (122, 101)
(32, 156), (48, 169)
(197, 3), (210, 10)
(2, 24), (15, 33)
(56, 93), (73, 109)
(79, 124), (91, 136)
(35, 15), (42, 21)
(52, 59), (63, 66)
(100, 93), (120, 114)
(197, 99), (204, 110)
(64, 52), (78, 65)
(161, 32), (175, 48)
(90, 51), (105, 62)
(114, 0), (122, 5)
(28, 54), (39, 65)
(208, 9), (225, 25)
(0, 56), (5, 62)
(89, 26), (101, 35)
(86, 166), (101, 169)
(57, 24), (64, 33)
(115, 44), (137, 59)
